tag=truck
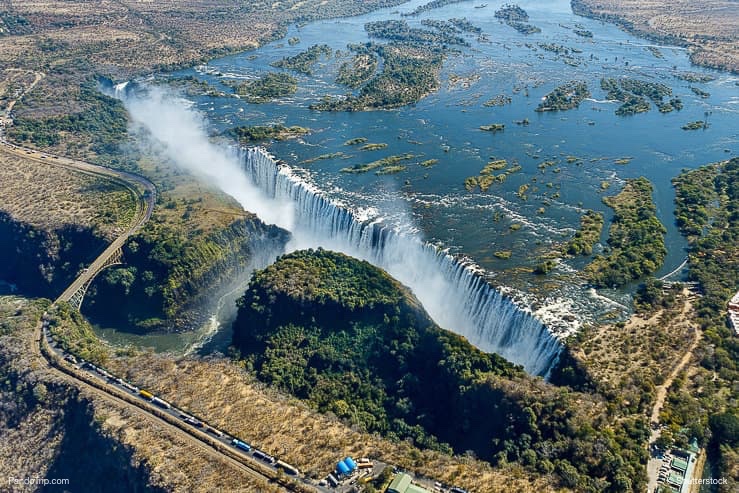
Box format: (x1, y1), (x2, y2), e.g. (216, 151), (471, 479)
(275, 460), (299, 476)
(231, 439), (251, 452)
(151, 397), (171, 409)
(139, 389), (154, 400)
(206, 427), (224, 438)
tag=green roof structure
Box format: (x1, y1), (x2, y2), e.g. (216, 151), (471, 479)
(387, 473), (431, 493)
(671, 456), (689, 472)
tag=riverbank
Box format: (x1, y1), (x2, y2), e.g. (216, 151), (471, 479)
(571, 0), (739, 73)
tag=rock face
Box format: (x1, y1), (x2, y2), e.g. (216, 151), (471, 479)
(83, 216), (289, 332)
(0, 211), (107, 297)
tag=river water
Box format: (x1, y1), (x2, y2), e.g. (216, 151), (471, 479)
(97, 0), (737, 353)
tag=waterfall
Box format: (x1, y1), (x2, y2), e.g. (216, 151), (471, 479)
(239, 147), (563, 376)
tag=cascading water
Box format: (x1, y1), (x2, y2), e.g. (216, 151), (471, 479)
(240, 147), (562, 376)
(109, 82), (562, 377)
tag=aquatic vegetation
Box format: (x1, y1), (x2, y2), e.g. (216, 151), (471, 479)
(229, 72), (297, 103)
(271, 44), (332, 75)
(614, 157), (632, 165)
(420, 159), (439, 167)
(344, 137), (368, 146)
(340, 153), (415, 174)
(564, 210), (604, 256)
(690, 86), (710, 98)
(600, 181), (610, 190)
(359, 143), (388, 151)
(682, 120), (708, 130)
(480, 123), (505, 132)
(302, 152), (349, 164)
(287, 36), (300, 46)
(494, 250), (512, 259)
(483, 95), (512, 107)
(516, 183), (529, 199)
(573, 29), (593, 38)
(535, 81), (589, 112)
(509, 223), (522, 231)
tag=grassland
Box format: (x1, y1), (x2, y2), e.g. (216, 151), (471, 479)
(0, 146), (136, 239)
(571, 0), (739, 73)
(571, 287), (697, 415)
(104, 353), (558, 493)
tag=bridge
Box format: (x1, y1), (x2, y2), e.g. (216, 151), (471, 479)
(659, 256), (689, 282)
(1, 126), (155, 311)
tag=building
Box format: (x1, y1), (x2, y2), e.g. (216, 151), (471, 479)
(387, 473), (431, 493)
(728, 291), (739, 335)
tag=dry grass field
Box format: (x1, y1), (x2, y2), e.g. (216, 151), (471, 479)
(573, 0), (739, 73)
(572, 288), (698, 414)
(106, 353), (563, 493)
(0, 296), (282, 493)
(0, 146), (136, 238)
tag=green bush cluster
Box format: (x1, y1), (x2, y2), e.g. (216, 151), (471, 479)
(586, 178), (666, 287)
(232, 249), (651, 492)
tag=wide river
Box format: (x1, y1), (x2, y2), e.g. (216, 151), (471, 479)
(95, 0), (737, 352)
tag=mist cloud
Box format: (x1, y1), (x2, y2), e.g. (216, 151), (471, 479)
(119, 85), (295, 230)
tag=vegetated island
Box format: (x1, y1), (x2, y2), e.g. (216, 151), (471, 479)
(336, 52), (379, 89)
(340, 153), (415, 174)
(564, 210), (605, 256)
(535, 81), (590, 112)
(494, 4), (541, 35)
(225, 124), (310, 143)
(231, 248), (652, 490)
(270, 44), (332, 75)
(310, 20), (466, 111)
(464, 158), (513, 192)
(401, 0), (470, 17)
(586, 177), (666, 287)
(227, 72), (297, 103)
(601, 78), (683, 115)
(682, 120), (708, 131)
